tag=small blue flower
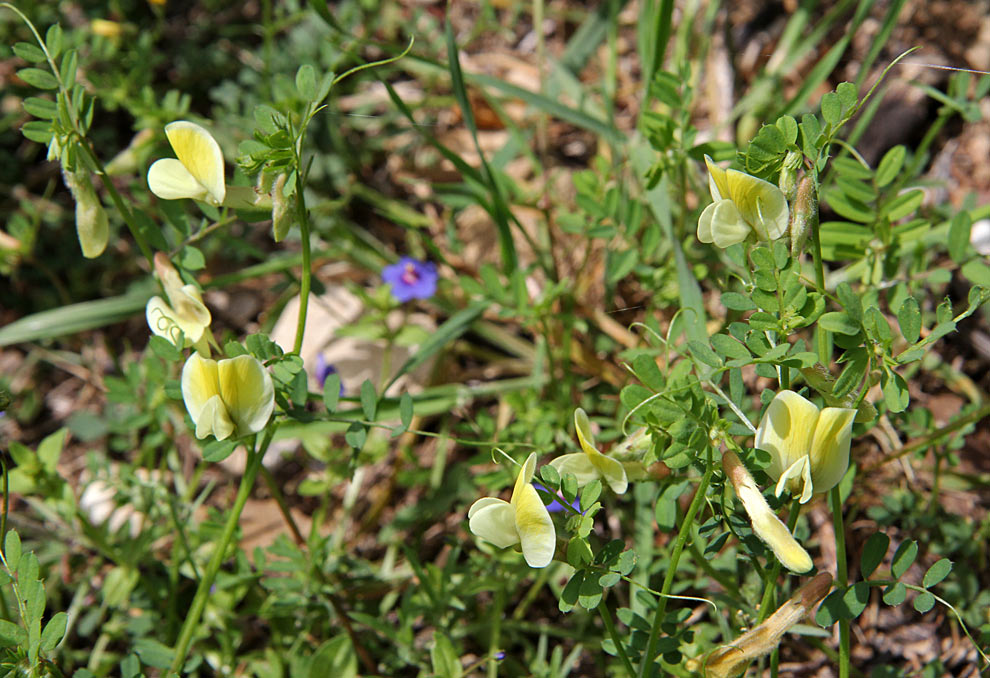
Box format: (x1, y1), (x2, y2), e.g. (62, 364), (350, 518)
(534, 482), (583, 514)
(382, 257), (438, 302)
(315, 354), (345, 396)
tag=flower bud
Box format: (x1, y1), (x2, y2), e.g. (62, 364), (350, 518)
(270, 173), (295, 242)
(777, 150), (802, 201)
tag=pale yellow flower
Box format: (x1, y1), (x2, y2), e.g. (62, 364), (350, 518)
(148, 121), (225, 205)
(549, 408), (628, 494)
(697, 156), (789, 248)
(468, 452), (556, 568)
(146, 253), (211, 349)
(181, 353), (274, 441)
(723, 450), (812, 574)
(755, 390), (855, 504)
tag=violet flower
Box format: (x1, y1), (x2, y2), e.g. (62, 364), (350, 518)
(382, 257), (438, 302)
(534, 482), (583, 514)
(315, 354), (344, 396)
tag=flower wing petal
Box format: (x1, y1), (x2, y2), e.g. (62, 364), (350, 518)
(709, 200), (752, 248)
(147, 296), (186, 346)
(548, 454), (600, 488)
(808, 407), (855, 495)
(193, 395), (235, 441)
(756, 390), (819, 482)
(468, 498), (519, 549)
(170, 284), (210, 342)
(148, 158), (208, 202)
(573, 408), (599, 456)
(164, 121), (225, 205)
(513, 484), (556, 568)
(217, 355), (275, 438)
(774, 456), (813, 504)
(698, 202), (717, 243)
(589, 453), (628, 494)
(181, 353), (220, 423)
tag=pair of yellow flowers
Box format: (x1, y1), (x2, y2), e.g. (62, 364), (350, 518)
(469, 395), (854, 571)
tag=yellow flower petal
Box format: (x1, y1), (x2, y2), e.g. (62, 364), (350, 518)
(589, 453), (628, 494)
(468, 498), (519, 550)
(549, 453), (600, 488)
(808, 406), (855, 495)
(217, 355), (275, 438)
(724, 451), (813, 574)
(194, 394), (235, 440)
(164, 121), (225, 205)
(181, 352), (221, 425)
(697, 202), (717, 243)
(705, 155), (729, 201)
(756, 390), (820, 483)
(725, 169), (788, 241)
(146, 296), (185, 345)
(774, 456), (813, 504)
(708, 200), (752, 248)
(573, 408), (598, 457)
(513, 483), (556, 568)
(511, 452), (538, 505)
(147, 158), (209, 202)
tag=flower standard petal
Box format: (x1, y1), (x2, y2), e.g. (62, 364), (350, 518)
(513, 483), (556, 568)
(169, 284), (210, 342)
(147, 296), (184, 345)
(725, 170), (788, 241)
(164, 121), (225, 205)
(217, 355), (275, 438)
(510, 452), (539, 505)
(808, 407), (855, 495)
(468, 498), (519, 549)
(705, 155), (729, 201)
(181, 353), (221, 425)
(756, 390), (820, 483)
(148, 158), (209, 201)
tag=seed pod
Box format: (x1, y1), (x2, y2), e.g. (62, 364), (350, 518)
(790, 176), (817, 257)
(63, 168), (109, 258)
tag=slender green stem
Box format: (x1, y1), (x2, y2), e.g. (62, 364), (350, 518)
(293, 188), (312, 355)
(830, 485), (850, 678)
(809, 183), (829, 366)
(167, 431), (272, 676)
(638, 454), (715, 678)
(598, 597), (636, 678)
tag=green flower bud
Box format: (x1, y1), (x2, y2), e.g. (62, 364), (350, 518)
(63, 169), (109, 258)
(790, 176), (817, 257)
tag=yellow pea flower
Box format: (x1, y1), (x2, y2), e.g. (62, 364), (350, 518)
(722, 451), (812, 574)
(697, 156), (789, 248)
(755, 390), (855, 504)
(468, 452), (556, 568)
(549, 408), (628, 494)
(181, 353), (274, 441)
(147, 121), (226, 206)
(146, 253), (211, 349)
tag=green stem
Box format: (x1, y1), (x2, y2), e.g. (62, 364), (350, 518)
(638, 454), (715, 678)
(809, 187), (829, 366)
(167, 431), (271, 676)
(598, 597), (636, 678)
(293, 188), (312, 355)
(830, 485), (850, 678)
